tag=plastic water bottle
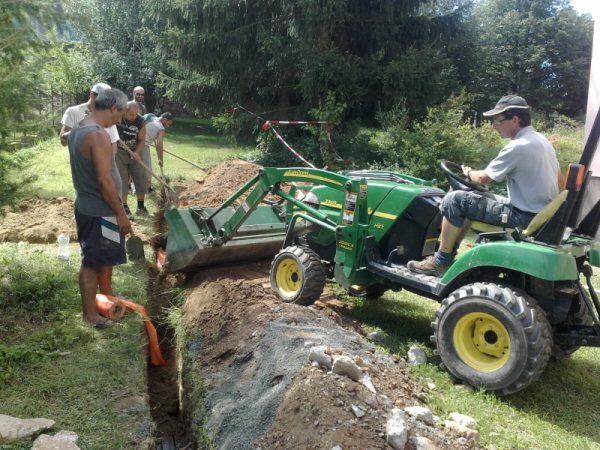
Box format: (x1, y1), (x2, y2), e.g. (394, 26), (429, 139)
(57, 231), (70, 261)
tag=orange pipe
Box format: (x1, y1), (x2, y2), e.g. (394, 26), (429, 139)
(156, 248), (166, 268)
(95, 294), (166, 366)
(95, 294), (126, 319)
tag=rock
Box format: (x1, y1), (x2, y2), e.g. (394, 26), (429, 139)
(363, 395), (379, 409)
(32, 431), (80, 449)
(410, 435), (439, 450)
(386, 408), (408, 450)
(379, 395), (394, 409)
(444, 420), (480, 443)
(454, 384), (474, 393)
(0, 415), (55, 443)
(359, 372), (376, 393)
(353, 356), (371, 370)
(449, 412), (478, 429)
(366, 331), (385, 342)
(351, 404), (366, 418)
(457, 437), (467, 445)
(331, 446), (343, 450)
(404, 406), (434, 425)
(332, 355), (363, 381)
(309, 346), (332, 370)
(408, 346), (427, 365)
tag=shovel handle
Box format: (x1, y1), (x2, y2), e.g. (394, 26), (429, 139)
(155, 145), (204, 171)
(118, 140), (176, 193)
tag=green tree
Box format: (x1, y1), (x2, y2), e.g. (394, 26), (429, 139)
(471, 0), (593, 117)
(0, 0), (58, 211)
(148, 0), (467, 122)
(61, 0), (167, 111)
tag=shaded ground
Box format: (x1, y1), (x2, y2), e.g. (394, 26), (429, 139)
(1, 159), (473, 449)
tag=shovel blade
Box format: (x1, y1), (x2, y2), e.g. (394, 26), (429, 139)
(126, 235), (146, 263)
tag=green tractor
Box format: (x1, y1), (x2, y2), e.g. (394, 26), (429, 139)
(164, 112), (600, 396)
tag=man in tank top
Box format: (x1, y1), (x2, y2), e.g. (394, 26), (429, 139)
(68, 88), (131, 328)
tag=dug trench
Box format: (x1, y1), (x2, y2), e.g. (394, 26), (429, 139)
(144, 160), (476, 449)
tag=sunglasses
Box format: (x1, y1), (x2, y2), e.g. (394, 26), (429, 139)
(135, 93), (145, 97)
(493, 117), (511, 124)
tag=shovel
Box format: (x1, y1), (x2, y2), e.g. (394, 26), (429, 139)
(126, 228), (145, 263)
(159, 165), (174, 207)
(118, 140), (180, 207)
(153, 145), (206, 172)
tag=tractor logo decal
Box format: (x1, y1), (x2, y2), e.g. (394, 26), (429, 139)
(374, 223), (384, 229)
(338, 240), (354, 250)
(282, 170), (343, 186)
(321, 199), (342, 209)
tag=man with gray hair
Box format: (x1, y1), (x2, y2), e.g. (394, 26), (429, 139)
(68, 88), (131, 328)
(60, 83), (119, 152)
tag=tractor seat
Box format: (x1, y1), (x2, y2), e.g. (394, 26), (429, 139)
(470, 190), (568, 237)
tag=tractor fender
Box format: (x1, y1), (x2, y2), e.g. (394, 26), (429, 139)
(440, 241), (579, 283)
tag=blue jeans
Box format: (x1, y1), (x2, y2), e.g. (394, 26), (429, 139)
(440, 191), (536, 229)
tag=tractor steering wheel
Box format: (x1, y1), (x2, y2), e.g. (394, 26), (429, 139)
(441, 160), (489, 192)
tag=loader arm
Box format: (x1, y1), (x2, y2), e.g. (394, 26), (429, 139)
(164, 167), (368, 274)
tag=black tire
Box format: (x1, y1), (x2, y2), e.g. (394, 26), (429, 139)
(270, 246), (326, 305)
(552, 293), (593, 359)
(346, 284), (388, 300)
(431, 282), (552, 396)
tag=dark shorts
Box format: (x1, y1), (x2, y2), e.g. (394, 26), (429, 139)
(75, 210), (127, 268)
(440, 190), (536, 229)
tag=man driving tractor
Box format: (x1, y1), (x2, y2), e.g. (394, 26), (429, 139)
(408, 95), (565, 277)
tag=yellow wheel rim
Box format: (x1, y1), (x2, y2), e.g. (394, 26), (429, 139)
(454, 312), (511, 372)
(275, 257), (301, 296)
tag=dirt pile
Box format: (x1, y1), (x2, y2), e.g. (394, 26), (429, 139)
(169, 264), (473, 449)
(170, 159), (263, 208)
(0, 197), (77, 243)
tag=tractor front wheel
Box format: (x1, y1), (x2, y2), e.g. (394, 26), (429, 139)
(270, 246), (326, 305)
(432, 282), (552, 396)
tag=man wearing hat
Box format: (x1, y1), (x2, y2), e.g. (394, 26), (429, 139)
(60, 83), (120, 151)
(408, 95), (564, 276)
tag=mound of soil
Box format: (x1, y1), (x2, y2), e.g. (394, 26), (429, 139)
(0, 197), (77, 243)
(162, 264), (471, 449)
(170, 159), (263, 208)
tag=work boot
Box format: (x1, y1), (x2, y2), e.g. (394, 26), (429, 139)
(123, 204), (134, 220)
(135, 206), (153, 218)
(407, 256), (450, 277)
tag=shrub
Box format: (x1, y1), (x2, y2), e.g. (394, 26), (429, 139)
(0, 244), (78, 313)
(374, 91), (502, 188)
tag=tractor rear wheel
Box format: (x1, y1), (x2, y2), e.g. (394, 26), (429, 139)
(431, 282), (552, 396)
(270, 246), (326, 305)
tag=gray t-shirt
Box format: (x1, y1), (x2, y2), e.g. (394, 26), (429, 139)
(144, 118), (165, 146)
(485, 126), (559, 213)
(68, 125), (122, 217)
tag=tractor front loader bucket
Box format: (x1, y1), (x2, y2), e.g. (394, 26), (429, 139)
(164, 205), (288, 272)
